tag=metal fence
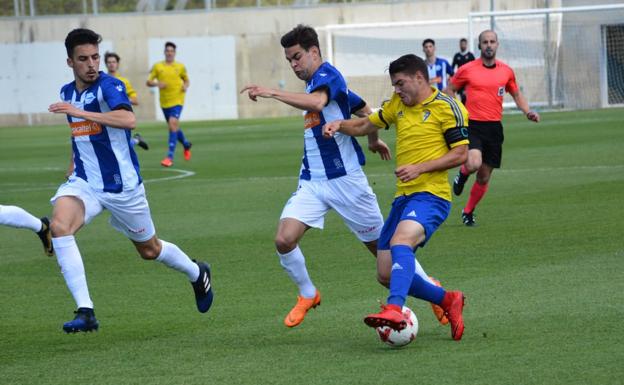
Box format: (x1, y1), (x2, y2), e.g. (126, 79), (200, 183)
(2, 0), (388, 17)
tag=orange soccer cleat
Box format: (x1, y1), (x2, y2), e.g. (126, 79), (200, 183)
(441, 290), (466, 341)
(429, 277), (449, 325)
(284, 290), (321, 328)
(160, 157), (173, 167)
(364, 303), (408, 331)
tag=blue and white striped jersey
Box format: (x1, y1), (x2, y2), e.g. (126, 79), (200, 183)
(60, 72), (141, 193)
(427, 57), (454, 90)
(300, 62), (365, 181)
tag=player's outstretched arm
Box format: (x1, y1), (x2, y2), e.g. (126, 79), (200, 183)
(323, 117), (377, 138)
(48, 102), (136, 129)
(511, 90), (540, 122)
(240, 85), (328, 112)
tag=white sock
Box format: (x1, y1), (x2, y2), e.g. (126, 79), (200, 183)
(53, 235), (93, 309)
(156, 240), (200, 282)
(414, 258), (436, 285)
(0, 205), (42, 232)
(278, 245), (316, 298)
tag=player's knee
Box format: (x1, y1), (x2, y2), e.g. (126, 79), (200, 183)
(136, 238), (161, 260)
(274, 234), (297, 254)
(50, 219), (72, 237)
(138, 245), (160, 260)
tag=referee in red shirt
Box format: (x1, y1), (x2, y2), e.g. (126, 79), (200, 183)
(446, 30), (540, 226)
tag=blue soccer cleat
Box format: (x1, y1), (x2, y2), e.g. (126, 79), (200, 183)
(63, 307), (99, 333)
(191, 261), (213, 313)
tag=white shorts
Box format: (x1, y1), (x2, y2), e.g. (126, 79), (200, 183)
(50, 177), (156, 242)
(280, 171), (383, 242)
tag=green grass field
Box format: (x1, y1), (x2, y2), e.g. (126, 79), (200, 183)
(1, 109), (623, 385)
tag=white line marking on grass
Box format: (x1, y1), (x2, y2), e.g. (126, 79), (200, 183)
(0, 168), (196, 193)
(143, 168), (196, 184)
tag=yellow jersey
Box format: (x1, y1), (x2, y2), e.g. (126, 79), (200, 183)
(148, 61), (189, 108)
(369, 87), (469, 201)
(112, 73), (137, 101)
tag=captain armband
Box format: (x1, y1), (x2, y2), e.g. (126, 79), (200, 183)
(444, 126), (469, 146)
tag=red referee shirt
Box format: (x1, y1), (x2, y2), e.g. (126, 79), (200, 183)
(450, 58), (518, 122)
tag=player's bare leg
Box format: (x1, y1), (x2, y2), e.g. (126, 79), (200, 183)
(276, 218), (320, 327)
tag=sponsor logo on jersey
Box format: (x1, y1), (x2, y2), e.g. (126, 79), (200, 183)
(304, 111), (321, 129)
(423, 109), (431, 122)
(70, 120), (103, 137)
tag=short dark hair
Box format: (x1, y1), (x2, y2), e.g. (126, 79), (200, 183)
(422, 38), (435, 47)
(280, 24), (321, 57)
(65, 28), (102, 58)
(104, 51), (120, 63)
(388, 54), (429, 82)
(460, 38), (468, 43)
(165, 41), (176, 50)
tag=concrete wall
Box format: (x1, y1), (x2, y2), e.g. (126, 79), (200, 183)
(0, 0), (588, 126)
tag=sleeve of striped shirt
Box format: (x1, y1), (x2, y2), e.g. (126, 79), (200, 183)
(103, 78), (132, 111)
(438, 94), (469, 148)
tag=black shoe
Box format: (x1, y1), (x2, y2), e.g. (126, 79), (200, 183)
(453, 170), (469, 196)
(63, 308), (99, 333)
(37, 217), (54, 257)
(133, 133), (149, 150)
(191, 261), (213, 313)
(462, 210), (476, 226)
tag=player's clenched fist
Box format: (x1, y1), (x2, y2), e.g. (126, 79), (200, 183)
(323, 121), (341, 138)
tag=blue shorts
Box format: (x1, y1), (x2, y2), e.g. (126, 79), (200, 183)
(378, 192), (451, 250)
(162, 105), (183, 121)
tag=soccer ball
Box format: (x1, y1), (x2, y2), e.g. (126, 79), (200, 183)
(375, 306), (419, 348)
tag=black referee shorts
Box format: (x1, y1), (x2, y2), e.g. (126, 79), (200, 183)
(468, 120), (504, 168)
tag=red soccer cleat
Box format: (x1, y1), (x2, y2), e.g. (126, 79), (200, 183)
(364, 303), (408, 331)
(441, 290), (466, 341)
(183, 142), (192, 161)
(160, 157), (173, 167)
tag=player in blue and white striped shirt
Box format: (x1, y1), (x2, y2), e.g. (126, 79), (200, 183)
(241, 24), (391, 328)
(48, 29), (213, 333)
(423, 39), (454, 91)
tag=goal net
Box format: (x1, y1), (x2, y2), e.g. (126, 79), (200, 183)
(322, 4), (624, 111)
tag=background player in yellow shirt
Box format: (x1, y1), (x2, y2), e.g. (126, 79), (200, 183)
(323, 54), (468, 341)
(104, 51), (148, 150)
(146, 42), (191, 167)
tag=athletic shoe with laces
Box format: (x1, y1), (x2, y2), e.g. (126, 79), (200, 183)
(160, 157), (173, 167)
(441, 291), (466, 341)
(364, 303), (408, 331)
(284, 290), (321, 328)
(63, 307), (99, 333)
(453, 170), (469, 196)
(37, 217), (53, 257)
(191, 261), (213, 313)
(462, 210), (476, 226)
(133, 133), (149, 150)
(183, 142), (192, 161)
(429, 277), (449, 325)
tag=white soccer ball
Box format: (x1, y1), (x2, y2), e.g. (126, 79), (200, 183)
(376, 306), (419, 348)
